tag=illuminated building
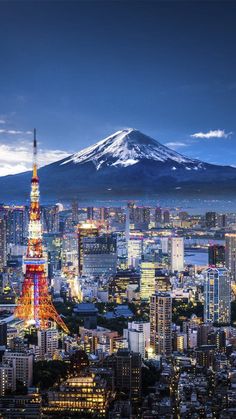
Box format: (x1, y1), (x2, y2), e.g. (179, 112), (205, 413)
(205, 211), (217, 228)
(83, 235), (117, 276)
(208, 244), (225, 267)
(0, 394), (42, 418)
(71, 200), (78, 225)
(169, 236), (184, 272)
(2, 351), (33, 387)
(109, 269), (140, 300)
(47, 374), (111, 417)
(5, 206), (28, 245)
(140, 262), (156, 300)
(37, 328), (59, 360)
(41, 205), (59, 233)
(150, 292), (172, 357)
(43, 232), (62, 280)
(0, 218), (6, 269)
(87, 206), (94, 221)
(124, 328), (145, 357)
(163, 210), (170, 224)
(0, 364), (15, 396)
(116, 349), (142, 404)
(77, 221), (99, 275)
(127, 239), (142, 269)
(155, 207), (162, 224)
(204, 267), (231, 324)
(225, 233), (236, 281)
(14, 130), (69, 333)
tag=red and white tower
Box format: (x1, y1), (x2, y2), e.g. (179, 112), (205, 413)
(14, 130), (69, 333)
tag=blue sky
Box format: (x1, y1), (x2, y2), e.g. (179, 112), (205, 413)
(0, 0), (236, 174)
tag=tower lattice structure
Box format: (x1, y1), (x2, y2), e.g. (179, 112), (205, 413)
(14, 130), (69, 333)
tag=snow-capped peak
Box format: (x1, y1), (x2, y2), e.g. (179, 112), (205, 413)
(61, 128), (200, 170)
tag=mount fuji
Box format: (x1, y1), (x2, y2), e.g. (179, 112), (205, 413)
(1, 128), (236, 202)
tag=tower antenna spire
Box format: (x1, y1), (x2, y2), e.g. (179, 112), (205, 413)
(33, 128), (38, 179)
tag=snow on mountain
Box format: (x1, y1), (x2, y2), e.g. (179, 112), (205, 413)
(61, 128), (201, 170)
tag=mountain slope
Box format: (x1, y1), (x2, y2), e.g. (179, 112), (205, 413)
(1, 128), (236, 202)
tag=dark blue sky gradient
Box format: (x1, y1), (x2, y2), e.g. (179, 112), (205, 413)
(0, 1), (236, 165)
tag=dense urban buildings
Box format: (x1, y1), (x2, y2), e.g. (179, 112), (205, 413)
(0, 136), (236, 416)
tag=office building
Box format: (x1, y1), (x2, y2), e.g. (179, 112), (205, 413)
(77, 221), (99, 275)
(0, 218), (6, 269)
(225, 233), (236, 281)
(2, 352), (33, 387)
(127, 239), (142, 269)
(43, 233), (62, 279)
(208, 244), (225, 267)
(169, 237), (184, 272)
(0, 364), (15, 396)
(150, 292), (172, 357)
(140, 262), (156, 300)
(37, 329), (59, 360)
(204, 267), (231, 324)
(116, 349), (142, 404)
(109, 269), (140, 300)
(83, 235), (117, 276)
(41, 205), (59, 233)
(205, 212), (217, 228)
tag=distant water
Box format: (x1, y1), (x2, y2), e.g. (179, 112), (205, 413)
(185, 251), (208, 266)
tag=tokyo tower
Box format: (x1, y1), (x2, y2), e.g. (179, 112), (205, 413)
(14, 130), (69, 334)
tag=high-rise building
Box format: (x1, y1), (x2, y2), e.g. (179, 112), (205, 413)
(116, 349), (142, 404)
(0, 218), (6, 269)
(169, 237), (184, 272)
(208, 244), (225, 267)
(77, 221), (99, 275)
(225, 233), (236, 281)
(204, 267), (231, 324)
(37, 328), (59, 360)
(109, 269), (140, 299)
(150, 292), (172, 357)
(6, 206), (28, 245)
(43, 233), (62, 279)
(83, 235), (117, 276)
(127, 239), (142, 269)
(41, 205), (59, 233)
(71, 200), (79, 225)
(0, 364), (15, 396)
(2, 352), (33, 387)
(87, 207), (94, 221)
(124, 328), (145, 358)
(140, 262), (156, 300)
(154, 207), (162, 224)
(205, 212), (217, 228)
(163, 210), (170, 224)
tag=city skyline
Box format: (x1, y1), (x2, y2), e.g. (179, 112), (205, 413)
(0, 1), (236, 176)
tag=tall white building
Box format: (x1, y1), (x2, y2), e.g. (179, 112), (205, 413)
(150, 292), (172, 357)
(128, 239), (142, 269)
(140, 262), (156, 300)
(204, 267), (231, 324)
(128, 321), (150, 349)
(225, 233), (236, 281)
(169, 237), (184, 272)
(127, 329), (145, 358)
(37, 329), (59, 360)
(2, 352), (33, 387)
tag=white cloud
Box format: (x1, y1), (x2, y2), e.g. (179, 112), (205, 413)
(165, 142), (187, 149)
(0, 141), (70, 176)
(0, 129), (32, 135)
(191, 129), (232, 139)
(0, 120), (6, 124)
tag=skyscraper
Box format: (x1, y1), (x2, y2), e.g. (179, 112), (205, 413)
(225, 233), (236, 281)
(204, 267), (231, 324)
(150, 292), (172, 357)
(208, 244), (225, 267)
(140, 262), (156, 300)
(0, 218), (6, 270)
(169, 237), (184, 273)
(205, 212), (217, 228)
(127, 239), (142, 269)
(77, 221), (99, 275)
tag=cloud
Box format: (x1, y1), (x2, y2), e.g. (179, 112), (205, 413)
(165, 142), (187, 150)
(0, 120), (6, 124)
(0, 129), (32, 135)
(191, 129), (232, 139)
(0, 141), (70, 176)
